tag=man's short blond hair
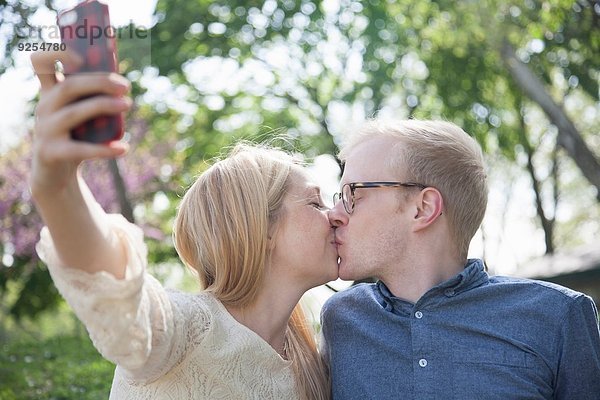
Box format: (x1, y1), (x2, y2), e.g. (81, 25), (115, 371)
(339, 119), (488, 258)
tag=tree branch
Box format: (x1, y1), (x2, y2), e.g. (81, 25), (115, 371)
(516, 110), (555, 254)
(501, 40), (600, 201)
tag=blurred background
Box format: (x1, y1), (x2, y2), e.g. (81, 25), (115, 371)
(0, 0), (599, 398)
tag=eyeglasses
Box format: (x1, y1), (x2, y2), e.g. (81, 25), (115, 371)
(333, 181), (427, 214)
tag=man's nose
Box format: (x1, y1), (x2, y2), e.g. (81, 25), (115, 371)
(328, 201), (349, 227)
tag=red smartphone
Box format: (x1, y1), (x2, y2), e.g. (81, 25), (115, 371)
(57, 0), (124, 143)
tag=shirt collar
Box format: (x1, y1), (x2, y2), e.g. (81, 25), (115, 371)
(435, 258), (488, 296)
(376, 258), (489, 306)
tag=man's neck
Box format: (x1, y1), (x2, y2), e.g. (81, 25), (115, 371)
(381, 256), (466, 303)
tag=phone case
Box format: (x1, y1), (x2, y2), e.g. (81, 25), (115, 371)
(57, 0), (124, 143)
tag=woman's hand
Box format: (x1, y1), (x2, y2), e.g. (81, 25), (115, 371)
(29, 49), (132, 194)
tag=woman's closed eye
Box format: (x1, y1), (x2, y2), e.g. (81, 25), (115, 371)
(311, 202), (326, 210)
(305, 186), (326, 209)
(309, 195), (327, 209)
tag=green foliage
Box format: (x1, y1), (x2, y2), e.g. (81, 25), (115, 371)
(0, 0), (40, 73)
(151, 0), (315, 76)
(514, 0), (600, 100)
(1, 259), (62, 321)
(0, 333), (114, 399)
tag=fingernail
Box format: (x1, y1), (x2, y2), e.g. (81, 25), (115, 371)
(115, 97), (132, 108)
(111, 74), (130, 90)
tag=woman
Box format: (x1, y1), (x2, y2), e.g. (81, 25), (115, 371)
(30, 50), (337, 399)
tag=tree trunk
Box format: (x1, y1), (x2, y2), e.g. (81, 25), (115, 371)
(501, 40), (600, 201)
(108, 158), (135, 223)
(516, 111), (555, 254)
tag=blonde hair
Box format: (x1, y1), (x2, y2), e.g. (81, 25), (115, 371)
(173, 143), (329, 400)
(339, 119), (488, 259)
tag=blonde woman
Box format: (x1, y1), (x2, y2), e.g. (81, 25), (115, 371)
(30, 50), (336, 399)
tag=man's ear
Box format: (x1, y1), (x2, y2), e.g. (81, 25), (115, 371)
(413, 187), (444, 232)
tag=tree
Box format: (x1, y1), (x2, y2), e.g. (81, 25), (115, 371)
(0, 116), (180, 323)
(1, 0), (599, 321)
(144, 0), (599, 256)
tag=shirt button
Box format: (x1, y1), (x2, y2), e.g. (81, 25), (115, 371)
(419, 359), (428, 367)
(415, 311), (423, 319)
(444, 288), (455, 297)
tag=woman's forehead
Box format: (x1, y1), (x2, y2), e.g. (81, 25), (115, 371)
(289, 166), (320, 195)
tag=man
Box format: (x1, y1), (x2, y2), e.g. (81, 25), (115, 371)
(322, 119), (600, 399)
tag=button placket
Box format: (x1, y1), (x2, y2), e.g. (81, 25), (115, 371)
(413, 306), (428, 371)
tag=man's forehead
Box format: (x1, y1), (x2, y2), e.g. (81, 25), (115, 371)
(341, 136), (399, 182)
(345, 136), (399, 158)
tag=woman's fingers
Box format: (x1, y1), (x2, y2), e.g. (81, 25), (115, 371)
(32, 49), (130, 116)
(43, 95), (131, 137)
(30, 139), (128, 191)
(39, 139), (129, 165)
(30, 49), (83, 92)
(41, 73), (130, 114)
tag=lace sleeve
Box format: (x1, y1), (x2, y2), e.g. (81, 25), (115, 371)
(36, 213), (200, 383)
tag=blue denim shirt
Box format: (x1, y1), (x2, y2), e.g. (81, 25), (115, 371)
(321, 259), (600, 400)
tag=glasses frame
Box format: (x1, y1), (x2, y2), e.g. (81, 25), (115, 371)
(333, 181), (428, 214)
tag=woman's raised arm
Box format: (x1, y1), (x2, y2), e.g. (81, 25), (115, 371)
(30, 50), (132, 278)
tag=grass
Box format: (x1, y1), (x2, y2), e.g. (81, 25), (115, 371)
(0, 331), (114, 399)
(0, 264), (202, 400)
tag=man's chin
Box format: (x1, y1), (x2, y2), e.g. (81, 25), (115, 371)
(337, 259), (358, 281)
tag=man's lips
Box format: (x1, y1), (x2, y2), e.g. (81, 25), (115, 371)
(330, 235), (342, 252)
(333, 235), (343, 246)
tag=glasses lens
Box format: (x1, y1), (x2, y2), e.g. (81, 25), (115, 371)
(342, 184), (353, 213)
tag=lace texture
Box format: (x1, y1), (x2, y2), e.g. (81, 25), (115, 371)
(37, 214), (299, 399)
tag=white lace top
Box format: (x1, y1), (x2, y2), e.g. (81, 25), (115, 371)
(36, 214), (299, 400)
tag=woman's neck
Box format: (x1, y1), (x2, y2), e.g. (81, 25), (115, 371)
(225, 285), (303, 357)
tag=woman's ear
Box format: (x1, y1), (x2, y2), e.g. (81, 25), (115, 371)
(267, 235), (275, 251)
(413, 187), (444, 232)
(266, 224), (280, 251)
